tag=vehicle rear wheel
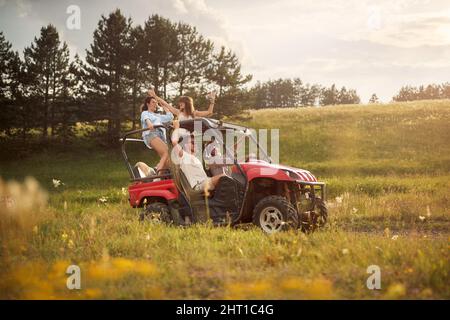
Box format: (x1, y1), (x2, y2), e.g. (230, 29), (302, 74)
(139, 202), (173, 224)
(252, 196), (299, 234)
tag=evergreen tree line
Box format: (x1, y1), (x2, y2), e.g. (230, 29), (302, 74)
(1, 9), (449, 147)
(393, 83), (450, 102)
(0, 9), (251, 145)
(248, 79), (360, 108)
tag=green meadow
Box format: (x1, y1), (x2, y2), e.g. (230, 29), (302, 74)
(1, 100), (449, 299)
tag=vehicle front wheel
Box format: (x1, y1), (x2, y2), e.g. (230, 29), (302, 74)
(252, 196), (299, 234)
(139, 202), (173, 224)
(300, 197), (328, 232)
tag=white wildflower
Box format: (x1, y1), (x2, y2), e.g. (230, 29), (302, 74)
(52, 179), (63, 188)
(98, 196), (108, 204)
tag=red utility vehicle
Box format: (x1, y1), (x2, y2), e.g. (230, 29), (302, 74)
(122, 118), (327, 234)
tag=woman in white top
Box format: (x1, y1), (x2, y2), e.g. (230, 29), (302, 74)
(148, 89), (216, 121)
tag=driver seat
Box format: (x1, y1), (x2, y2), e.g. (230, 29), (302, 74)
(178, 167), (240, 223)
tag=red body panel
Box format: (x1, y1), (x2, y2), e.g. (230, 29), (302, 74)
(128, 179), (178, 207)
(127, 160), (316, 207)
(237, 160), (317, 183)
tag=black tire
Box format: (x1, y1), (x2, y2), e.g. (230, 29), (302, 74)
(252, 196), (299, 234)
(139, 202), (173, 224)
(300, 197), (328, 232)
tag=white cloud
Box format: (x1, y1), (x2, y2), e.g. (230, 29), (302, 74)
(16, 0), (32, 18)
(347, 12), (450, 47)
(1, 0), (449, 102)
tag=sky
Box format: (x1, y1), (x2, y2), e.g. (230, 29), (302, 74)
(1, 0), (449, 102)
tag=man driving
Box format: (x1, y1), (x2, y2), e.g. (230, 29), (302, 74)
(171, 120), (226, 192)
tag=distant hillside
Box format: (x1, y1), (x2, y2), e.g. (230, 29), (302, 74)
(237, 99), (450, 176)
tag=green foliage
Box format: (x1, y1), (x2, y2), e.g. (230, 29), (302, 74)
(369, 93), (380, 104)
(393, 83), (450, 102)
(320, 84), (360, 105)
(248, 79), (360, 108)
(0, 11), (250, 145)
(142, 15), (180, 98)
(206, 46), (252, 118)
(23, 24), (72, 139)
(83, 9), (133, 144)
(172, 23), (213, 96)
(1, 101), (449, 299)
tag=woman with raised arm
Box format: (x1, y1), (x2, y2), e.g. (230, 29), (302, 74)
(140, 96), (174, 174)
(148, 89), (216, 121)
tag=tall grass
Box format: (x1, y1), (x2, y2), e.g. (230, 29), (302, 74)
(0, 100), (449, 299)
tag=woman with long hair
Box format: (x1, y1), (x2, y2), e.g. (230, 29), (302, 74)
(140, 96), (173, 174)
(148, 89), (216, 121)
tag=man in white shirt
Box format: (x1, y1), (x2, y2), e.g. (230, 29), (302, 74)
(171, 120), (225, 192)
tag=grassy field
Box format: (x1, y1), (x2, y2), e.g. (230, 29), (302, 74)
(0, 100), (449, 299)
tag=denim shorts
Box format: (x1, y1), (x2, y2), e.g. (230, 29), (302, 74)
(144, 130), (165, 148)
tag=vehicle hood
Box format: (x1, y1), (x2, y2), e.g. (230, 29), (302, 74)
(239, 159), (317, 182)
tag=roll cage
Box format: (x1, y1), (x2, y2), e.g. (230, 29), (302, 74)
(120, 117), (271, 185)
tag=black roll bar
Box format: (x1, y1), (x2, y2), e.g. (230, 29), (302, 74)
(120, 124), (169, 180)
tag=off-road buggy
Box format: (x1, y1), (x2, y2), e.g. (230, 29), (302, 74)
(121, 118), (327, 234)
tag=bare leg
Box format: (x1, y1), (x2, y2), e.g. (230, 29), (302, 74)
(149, 137), (169, 172)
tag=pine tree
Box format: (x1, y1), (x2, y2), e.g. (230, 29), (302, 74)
(346, 89), (361, 104)
(205, 46), (252, 117)
(393, 85), (416, 102)
(23, 24), (71, 139)
(0, 32), (16, 136)
(369, 93), (379, 104)
(83, 9), (132, 144)
(0, 32), (13, 100)
(142, 15), (179, 98)
(442, 82), (450, 99)
(173, 23), (213, 96)
(127, 25), (146, 129)
(320, 84), (338, 105)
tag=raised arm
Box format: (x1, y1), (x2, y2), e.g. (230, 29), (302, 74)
(160, 111), (174, 123)
(148, 89), (180, 116)
(145, 119), (154, 130)
(171, 120), (184, 158)
(194, 91), (216, 117)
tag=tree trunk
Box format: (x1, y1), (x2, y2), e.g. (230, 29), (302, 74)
(162, 65), (168, 99)
(43, 77), (49, 140)
(132, 80), (137, 130)
(179, 77), (184, 96)
(153, 65), (160, 96)
(51, 54), (57, 137)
